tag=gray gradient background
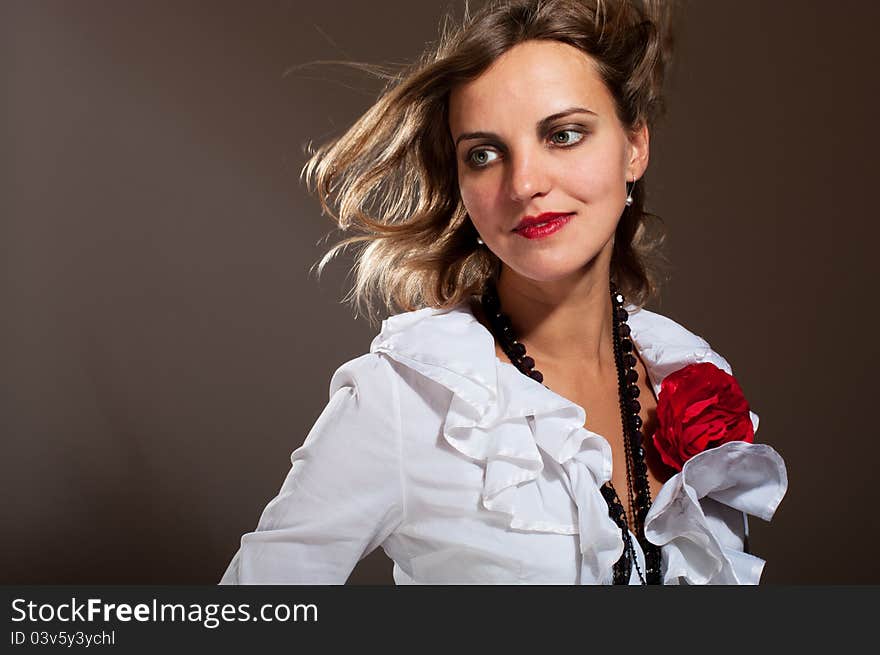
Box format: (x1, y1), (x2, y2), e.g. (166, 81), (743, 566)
(3, 0), (877, 584)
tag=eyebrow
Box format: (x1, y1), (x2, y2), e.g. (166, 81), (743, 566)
(453, 106), (597, 147)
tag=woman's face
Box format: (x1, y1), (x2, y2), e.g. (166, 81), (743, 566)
(449, 39), (649, 284)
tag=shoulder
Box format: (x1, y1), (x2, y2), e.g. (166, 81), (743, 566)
(369, 304), (488, 357)
(327, 305), (495, 422)
(628, 305), (731, 366)
(622, 304), (735, 394)
(330, 306), (463, 388)
(627, 305), (713, 351)
(323, 344), (451, 449)
(329, 351), (396, 396)
(326, 307), (466, 413)
(367, 304), (498, 407)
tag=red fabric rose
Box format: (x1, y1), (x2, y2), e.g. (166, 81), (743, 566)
(651, 362), (754, 472)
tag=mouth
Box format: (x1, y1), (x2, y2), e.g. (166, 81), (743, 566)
(513, 212), (575, 239)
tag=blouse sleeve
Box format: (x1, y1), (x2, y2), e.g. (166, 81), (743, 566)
(219, 353), (405, 584)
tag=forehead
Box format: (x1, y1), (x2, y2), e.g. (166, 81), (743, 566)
(449, 39), (614, 132)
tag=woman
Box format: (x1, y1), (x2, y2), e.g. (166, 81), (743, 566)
(220, 0), (787, 585)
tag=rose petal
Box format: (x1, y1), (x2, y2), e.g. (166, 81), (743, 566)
(682, 395), (720, 423)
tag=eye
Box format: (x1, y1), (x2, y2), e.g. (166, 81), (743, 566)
(468, 148), (500, 168)
(549, 129), (585, 146)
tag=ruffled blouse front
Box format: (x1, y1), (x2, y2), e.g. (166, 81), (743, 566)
(220, 303), (788, 585)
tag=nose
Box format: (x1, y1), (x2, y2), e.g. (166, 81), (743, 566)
(507, 148), (551, 203)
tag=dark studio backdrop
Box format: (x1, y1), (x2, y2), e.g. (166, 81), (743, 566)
(3, 0), (878, 584)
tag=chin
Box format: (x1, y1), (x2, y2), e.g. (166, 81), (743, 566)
(501, 250), (606, 284)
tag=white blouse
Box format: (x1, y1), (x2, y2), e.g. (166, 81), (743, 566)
(220, 303), (788, 585)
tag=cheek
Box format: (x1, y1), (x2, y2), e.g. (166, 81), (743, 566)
(458, 175), (501, 225)
(564, 144), (625, 202)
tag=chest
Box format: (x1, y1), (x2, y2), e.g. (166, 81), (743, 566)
(531, 352), (675, 532)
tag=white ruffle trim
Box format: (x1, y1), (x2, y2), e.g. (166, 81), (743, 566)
(644, 440), (788, 584)
(442, 365), (626, 584)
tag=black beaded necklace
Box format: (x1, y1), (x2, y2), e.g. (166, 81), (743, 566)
(480, 279), (662, 585)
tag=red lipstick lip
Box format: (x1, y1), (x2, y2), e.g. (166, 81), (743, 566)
(513, 212), (575, 232)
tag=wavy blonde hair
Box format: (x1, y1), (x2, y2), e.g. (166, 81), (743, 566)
(302, 0), (675, 322)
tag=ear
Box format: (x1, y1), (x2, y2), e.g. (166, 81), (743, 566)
(626, 123), (650, 181)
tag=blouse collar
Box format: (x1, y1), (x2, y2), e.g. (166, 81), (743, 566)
(370, 301), (735, 405)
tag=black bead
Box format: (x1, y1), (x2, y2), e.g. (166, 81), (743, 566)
(511, 342), (526, 357)
(624, 353), (637, 368)
(630, 414), (643, 430)
(529, 370), (544, 383)
(627, 384), (640, 399)
(628, 398), (641, 414)
(631, 430), (643, 448)
(616, 307), (629, 323)
(619, 323), (631, 337)
(620, 338), (633, 353)
(625, 369), (638, 384)
(520, 355), (535, 371)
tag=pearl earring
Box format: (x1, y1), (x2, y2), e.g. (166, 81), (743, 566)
(625, 180), (635, 207)
(476, 237), (484, 246)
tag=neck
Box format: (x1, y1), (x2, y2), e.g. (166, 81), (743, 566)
(493, 263), (616, 372)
